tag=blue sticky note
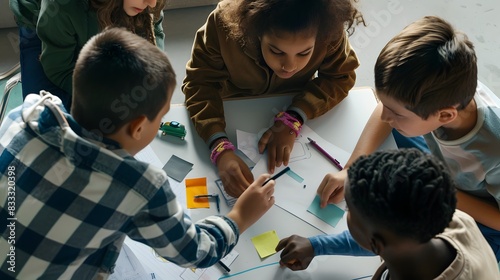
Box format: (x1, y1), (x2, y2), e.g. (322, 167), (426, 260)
(307, 195), (345, 228)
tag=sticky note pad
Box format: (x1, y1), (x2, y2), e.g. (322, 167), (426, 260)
(163, 155), (194, 182)
(307, 195), (345, 228)
(185, 177), (209, 209)
(251, 230), (280, 258)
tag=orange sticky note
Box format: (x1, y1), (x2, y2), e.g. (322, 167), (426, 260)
(185, 177), (209, 209)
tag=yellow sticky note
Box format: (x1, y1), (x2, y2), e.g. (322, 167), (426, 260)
(251, 230), (280, 258)
(185, 177), (209, 209)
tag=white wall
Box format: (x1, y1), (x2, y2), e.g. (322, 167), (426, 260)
(0, 1), (17, 29)
(352, 0), (500, 97)
(442, 0), (500, 96)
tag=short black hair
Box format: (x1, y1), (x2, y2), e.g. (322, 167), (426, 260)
(72, 27), (176, 135)
(347, 148), (456, 242)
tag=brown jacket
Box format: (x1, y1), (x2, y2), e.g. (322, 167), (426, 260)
(182, 4), (360, 144)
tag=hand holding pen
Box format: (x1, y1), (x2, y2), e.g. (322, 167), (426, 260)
(262, 166), (290, 186)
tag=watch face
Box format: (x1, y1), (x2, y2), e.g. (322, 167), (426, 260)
(170, 121), (179, 127)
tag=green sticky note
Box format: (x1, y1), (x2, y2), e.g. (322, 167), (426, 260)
(307, 195), (345, 228)
(251, 230), (280, 258)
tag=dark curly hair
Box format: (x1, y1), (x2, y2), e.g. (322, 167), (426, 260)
(347, 148), (457, 243)
(220, 0), (364, 47)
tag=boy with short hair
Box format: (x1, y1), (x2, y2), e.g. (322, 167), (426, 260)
(0, 28), (276, 279)
(277, 149), (500, 279)
(315, 16), (500, 260)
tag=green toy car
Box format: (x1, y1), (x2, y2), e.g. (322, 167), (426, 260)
(159, 121), (187, 139)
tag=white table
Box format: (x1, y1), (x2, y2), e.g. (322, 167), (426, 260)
(148, 87), (395, 279)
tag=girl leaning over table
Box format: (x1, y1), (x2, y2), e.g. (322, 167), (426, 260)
(182, 0), (365, 198)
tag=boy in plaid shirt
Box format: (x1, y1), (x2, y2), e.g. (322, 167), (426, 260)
(0, 28), (276, 279)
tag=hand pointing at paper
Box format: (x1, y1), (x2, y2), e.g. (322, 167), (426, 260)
(317, 169), (349, 208)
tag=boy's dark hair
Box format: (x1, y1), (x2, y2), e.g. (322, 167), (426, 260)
(72, 27), (175, 134)
(221, 0), (365, 46)
(347, 148), (457, 243)
(374, 16), (477, 119)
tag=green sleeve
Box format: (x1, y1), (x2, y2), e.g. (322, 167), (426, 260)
(37, 1), (85, 95)
(154, 10), (165, 50)
(9, 0), (41, 29)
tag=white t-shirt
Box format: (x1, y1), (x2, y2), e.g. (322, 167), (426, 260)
(424, 81), (500, 209)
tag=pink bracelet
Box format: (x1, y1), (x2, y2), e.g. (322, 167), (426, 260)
(210, 139), (235, 164)
(274, 111), (302, 137)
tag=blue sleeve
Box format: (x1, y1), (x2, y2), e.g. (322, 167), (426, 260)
(309, 230), (375, 256)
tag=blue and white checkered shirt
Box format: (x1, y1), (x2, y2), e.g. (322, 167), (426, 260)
(0, 93), (238, 279)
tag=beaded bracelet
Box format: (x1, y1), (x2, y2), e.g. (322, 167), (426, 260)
(274, 111), (302, 137)
(210, 139), (235, 164)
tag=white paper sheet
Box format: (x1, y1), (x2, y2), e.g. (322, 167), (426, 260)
(122, 237), (238, 280)
(251, 125), (350, 234)
(236, 130), (311, 165)
(109, 241), (150, 280)
(134, 145), (189, 213)
(135, 145), (164, 169)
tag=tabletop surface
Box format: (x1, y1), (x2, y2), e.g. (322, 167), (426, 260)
(142, 87), (396, 280)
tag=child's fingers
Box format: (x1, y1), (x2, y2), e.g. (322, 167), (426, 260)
(258, 130), (272, 153)
(318, 188), (332, 208)
(261, 179), (276, 193)
(275, 237), (289, 252)
(254, 173), (271, 186)
(267, 149), (276, 173)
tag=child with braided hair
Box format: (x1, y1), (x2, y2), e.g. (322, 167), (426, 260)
(277, 148), (499, 279)
(316, 16), (500, 260)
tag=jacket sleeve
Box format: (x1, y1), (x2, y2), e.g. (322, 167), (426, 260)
(182, 7), (230, 144)
(127, 180), (239, 268)
(37, 1), (78, 96)
(154, 10), (165, 50)
(309, 230), (374, 256)
(290, 33), (359, 120)
(9, 0), (41, 30)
